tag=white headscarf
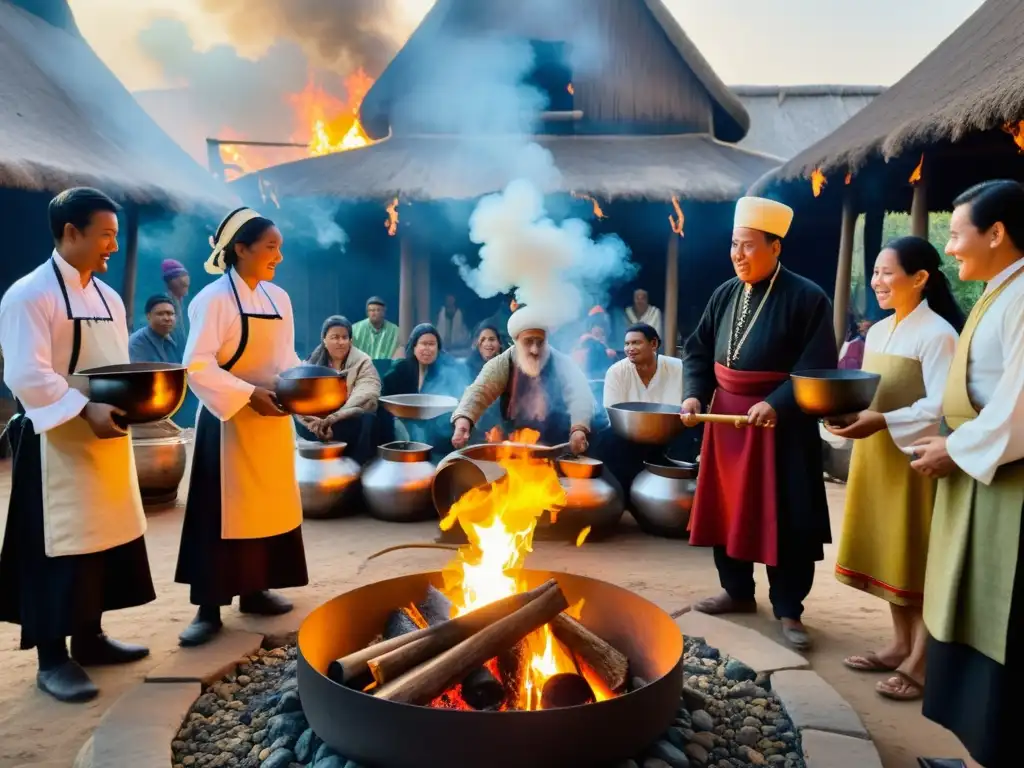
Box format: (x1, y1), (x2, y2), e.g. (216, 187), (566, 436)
(204, 207), (265, 275)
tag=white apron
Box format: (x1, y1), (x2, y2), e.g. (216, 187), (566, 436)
(214, 275), (302, 540)
(39, 259), (146, 557)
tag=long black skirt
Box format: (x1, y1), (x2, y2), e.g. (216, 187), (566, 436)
(0, 416), (155, 649)
(922, 498), (1024, 768)
(174, 407), (308, 606)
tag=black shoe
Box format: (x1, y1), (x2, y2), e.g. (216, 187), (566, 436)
(37, 660), (98, 703)
(917, 760), (968, 768)
(179, 618), (224, 647)
(238, 590), (293, 616)
(71, 634), (150, 666)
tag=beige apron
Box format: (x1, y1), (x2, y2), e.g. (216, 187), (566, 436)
(215, 274), (302, 540)
(837, 351), (934, 605)
(40, 259), (146, 557)
(923, 265), (1024, 664)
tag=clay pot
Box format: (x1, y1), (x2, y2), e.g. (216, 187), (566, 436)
(131, 422), (189, 508)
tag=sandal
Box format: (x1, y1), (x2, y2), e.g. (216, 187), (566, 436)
(876, 670), (924, 701)
(843, 652), (900, 672)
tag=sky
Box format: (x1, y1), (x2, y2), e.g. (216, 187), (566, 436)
(68, 0), (985, 91)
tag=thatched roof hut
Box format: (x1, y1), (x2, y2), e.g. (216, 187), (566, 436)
(248, 0), (780, 203)
(733, 85), (884, 160)
(0, 0), (233, 211)
(748, 0), (1024, 345)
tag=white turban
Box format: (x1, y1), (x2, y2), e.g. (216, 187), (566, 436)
(734, 197), (794, 238)
(507, 305), (549, 340)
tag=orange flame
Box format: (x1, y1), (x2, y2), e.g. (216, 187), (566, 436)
(510, 299), (519, 312)
(810, 168), (827, 197)
(1002, 121), (1024, 152)
(669, 196), (685, 236)
(844, 171), (852, 185)
(909, 154), (924, 184)
(439, 428), (600, 710)
(385, 198), (399, 236)
(571, 191), (605, 219)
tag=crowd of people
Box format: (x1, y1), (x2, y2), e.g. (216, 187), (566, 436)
(0, 182), (1021, 768)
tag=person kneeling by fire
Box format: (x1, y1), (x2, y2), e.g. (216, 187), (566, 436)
(451, 305), (594, 454)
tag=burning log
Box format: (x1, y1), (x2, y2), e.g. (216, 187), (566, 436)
(374, 581), (570, 705)
(550, 614), (629, 693)
(540, 672), (596, 709)
(367, 581), (559, 685)
(497, 640), (529, 708)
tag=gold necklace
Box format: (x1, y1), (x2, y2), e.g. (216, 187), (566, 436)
(727, 263), (781, 367)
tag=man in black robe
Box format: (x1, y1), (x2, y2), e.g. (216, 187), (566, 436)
(679, 196), (837, 650)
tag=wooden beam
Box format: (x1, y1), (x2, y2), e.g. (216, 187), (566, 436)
(664, 235), (680, 357)
(398, 236), (415, 348)
(910, 176), (929, 239)
(121, 203), (140, 331)
(862, 205), (884, 320)
(833, 195), (855, 350)
(415, 253), (431, 325)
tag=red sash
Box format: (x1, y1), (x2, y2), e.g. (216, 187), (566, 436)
(688, 363), (787, 566)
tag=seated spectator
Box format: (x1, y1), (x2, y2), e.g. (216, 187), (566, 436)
(380, 323), (469, 458)
(352, 296), (402, 359)
(572, 306), (619, 379)
(465, 321), (507, 435)
(129, 295), (180, 363)
(839, 316), (872, 370)
(296, 315), (380, 464)
(436, 294), (470, 351)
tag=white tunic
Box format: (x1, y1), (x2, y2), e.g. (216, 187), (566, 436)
(864, 301), (958, 452)
(184, 271), (300, 422)
(947, 259), (1024, 485)
(0, 251), (125, 433)
(623, 305), (663, 339)
(603, 355), (684, 408)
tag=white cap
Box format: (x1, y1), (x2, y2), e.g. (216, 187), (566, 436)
(733, 197), (794, 238)
(507, 305), (548, 339)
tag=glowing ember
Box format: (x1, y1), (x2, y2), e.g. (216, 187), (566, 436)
(810, 168), (827, 197)
(571, 191), (606, 219)
(439, 428), (588, 710)
(909, 153), (924, 184)
(385, 198), (399, 236)
(575, 526), (592, 547)
(669, 196), (685, 236)
(567, 83), (575, 95)
(844, 171), (852, 185)
(1002, 121), (1024, 152)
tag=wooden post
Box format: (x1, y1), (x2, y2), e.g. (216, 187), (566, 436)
(399, 236), (415, 347)
(664, 235), (680, 357)
(415, 253), (432, 325)
(833, 195), (856, 350)
(910, 175), (928, 239)
(121, 203), (140, 331)
(862, 205), (884, 320)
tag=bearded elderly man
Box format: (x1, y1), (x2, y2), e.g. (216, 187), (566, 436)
(452, 305), (594, 454)
(679, 196), (838, 650)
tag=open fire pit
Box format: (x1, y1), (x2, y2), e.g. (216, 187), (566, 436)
(298, 569), (683, 767)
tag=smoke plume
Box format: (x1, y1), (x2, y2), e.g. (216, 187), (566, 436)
(197, 0), (404, 76)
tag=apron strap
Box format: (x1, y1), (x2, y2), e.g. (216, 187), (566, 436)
(222, 269), (282, 372)
(50, 258), (114, 374)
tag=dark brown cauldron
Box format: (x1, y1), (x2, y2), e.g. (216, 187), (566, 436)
(298, 570), (684, 768)
(76, 362), (187, 425)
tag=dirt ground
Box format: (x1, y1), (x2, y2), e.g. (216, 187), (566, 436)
(0, 458), (975, 768)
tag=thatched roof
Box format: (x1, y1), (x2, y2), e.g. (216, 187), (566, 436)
(767, 0), (1024, 182)
(733, 85), (884, 160)
(359, 0), (750, 143)
(0, 1), (235, 210)
(241, 133), (780, 203)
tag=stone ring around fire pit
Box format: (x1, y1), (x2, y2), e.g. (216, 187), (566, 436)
(298, 570), (683, 768)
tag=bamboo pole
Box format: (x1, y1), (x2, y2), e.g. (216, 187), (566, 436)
(832, 195), (856, 350)
(862, 204), (884, 319)
(399, 237), (415, 346)
(910, 175), (929, 239)
(415, 252), (431, 325)
(664, 235), (680, 357)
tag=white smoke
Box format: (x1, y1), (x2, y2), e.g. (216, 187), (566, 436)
(306, 203), (349, 251)
(454, 179), (636, 330)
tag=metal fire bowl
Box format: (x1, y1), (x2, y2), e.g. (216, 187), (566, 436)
(276, 365), (348, 417)
(607, 402), (685, 445)
(75, 362), (187, 425)
(791, 369), (881, 418)
(298, 570), (684, 768)
(379, 394), (459, 421)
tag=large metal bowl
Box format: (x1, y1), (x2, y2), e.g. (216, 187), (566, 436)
(791, 369), (881, 418)
(276, 365), (348, 417)
(380, 394), (459, 421)
(76, 362), (187, 425)
(607, 402), (684, 445)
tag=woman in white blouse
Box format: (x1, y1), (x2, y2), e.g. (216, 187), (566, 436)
(174, 208), (307, 647)
(826, 236), (963, 702)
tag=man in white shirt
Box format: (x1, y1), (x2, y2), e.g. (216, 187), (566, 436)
(604, 323), (683, 408)
(910, 180), (1024, 768)
(622, 289), (663, 340)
